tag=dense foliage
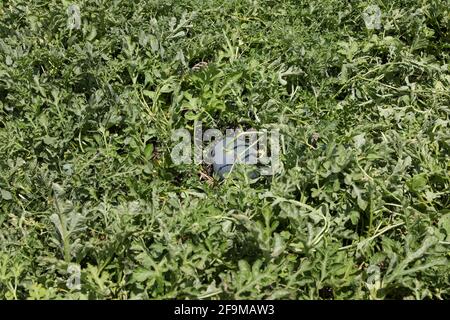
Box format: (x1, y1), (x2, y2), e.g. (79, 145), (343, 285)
(0, 0), (449, 299)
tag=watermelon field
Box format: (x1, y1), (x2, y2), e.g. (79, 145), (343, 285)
(0, 0), (449, 299)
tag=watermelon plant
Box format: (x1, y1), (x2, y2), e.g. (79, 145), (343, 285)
(0, 0), (449, 299)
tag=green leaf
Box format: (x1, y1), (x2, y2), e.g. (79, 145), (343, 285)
(43, 136), (57, 146)
(143, 90), (156, 99)
(271, 233), (285, 258)
(350, 211), (360, 225)
(357, 196), (368, 210)
(144, 144), (154, 160)
(407, 174), (428, 192)
(1, 189), (12, 200)
(132, 268), (153, 283)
